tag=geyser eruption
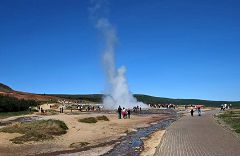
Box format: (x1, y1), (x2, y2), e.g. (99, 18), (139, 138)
(90, 0), (147, 110)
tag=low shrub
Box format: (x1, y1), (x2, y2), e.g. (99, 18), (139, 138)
(0, 95), (39, 112)
(79, 116), (109, 123)
(79, 117), (97, 123)
(0, 119), (68, 144)
(70, 142), (90, 148)
(218, 110), (240, 134)
(96, 115), (109, 121)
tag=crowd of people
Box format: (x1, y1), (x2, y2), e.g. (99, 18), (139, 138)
(149, 104), (176, 109)
(117, 106), (132, 119)
(133, 106), (142, 112)
(77, 105), (102, 112)
(220, 104), (232, 111)
(189, 105), (203, 117)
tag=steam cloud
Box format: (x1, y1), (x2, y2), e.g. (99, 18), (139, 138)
(90, 0), (147, 109)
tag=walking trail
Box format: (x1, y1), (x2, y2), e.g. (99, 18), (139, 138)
(154, 110), (240, 156)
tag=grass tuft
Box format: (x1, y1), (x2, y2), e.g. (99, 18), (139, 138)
(70, 142), (90, 148)
(0, 111), (33, 119)
(218, 110), (240, 134)
(79, 116), (109, 123)
(96, 115), (109, 121)
(79, 117), (97, 123)
(0, 119), (68, 144)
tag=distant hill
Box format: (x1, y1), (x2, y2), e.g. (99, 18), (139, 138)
(0, 83), (91, 103)
(0, 83), (40, 112)
(50, 94), (103, 103)
(0, 83), (14, 92)
(0, 83), (59, 102)
(1, 83), (239, 108)
(134, 94), (240, 107)
(49, 94), (240, 108)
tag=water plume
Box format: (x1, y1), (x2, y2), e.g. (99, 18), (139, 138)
(90, 0), (147, 109)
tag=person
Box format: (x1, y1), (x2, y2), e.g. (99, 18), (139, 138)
(127, 109), (131, 119)
(60, 107), (64, 113)
(118, 106), (122, 119)
(78, 106), (81, 111)
(29, 106), (32, 112)
(190, 109), (194, 116)
(220, 105), (224, 111)
(41, 108), (44, 114)
(122, 107), (127, 119)
(197, 107), (201, 116)
(224, 104), (227, 110)
(190, 105), (194, 117)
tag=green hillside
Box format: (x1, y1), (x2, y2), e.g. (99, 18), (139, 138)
(0, 95), (39, 112)
(50, 94), (102, 103)
(49, 94), (240, 108)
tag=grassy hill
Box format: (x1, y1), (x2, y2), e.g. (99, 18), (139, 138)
(0, 83), (60, 102)
(0, 95), (39, 112)
(0, 83), (14, 92)
(135, 94), (240, 107)
(50, 94), (102, 103)
(1, 83), (239, 109)
(0, 83), (58, 112)
(49, 94), (240, 108)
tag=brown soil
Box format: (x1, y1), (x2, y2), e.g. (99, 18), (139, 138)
(0, 111), (169, 156)
(0, 91), (59, 101)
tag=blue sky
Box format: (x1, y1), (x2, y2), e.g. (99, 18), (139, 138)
(0, 0), (240, 101)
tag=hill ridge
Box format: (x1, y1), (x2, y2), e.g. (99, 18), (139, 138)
(0, 83), (14, 92)
(1, 83), (239, 107)
(49, 93), (240, 107)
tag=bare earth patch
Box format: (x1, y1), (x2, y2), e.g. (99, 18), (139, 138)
(59, 144), (115, 156)
(140, 130), (166, 156)
(0, 111), (170, 156)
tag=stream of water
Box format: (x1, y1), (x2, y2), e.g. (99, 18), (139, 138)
(103, 118), (176, 156)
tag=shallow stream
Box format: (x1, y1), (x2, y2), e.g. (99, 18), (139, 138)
(103, 117), (176, 156)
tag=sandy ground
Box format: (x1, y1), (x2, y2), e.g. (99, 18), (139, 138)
(39, 103), (58, 111)
(140, 130), (166, 156)
(0, 108), (169, 156)
(59, 144), (115, 156)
